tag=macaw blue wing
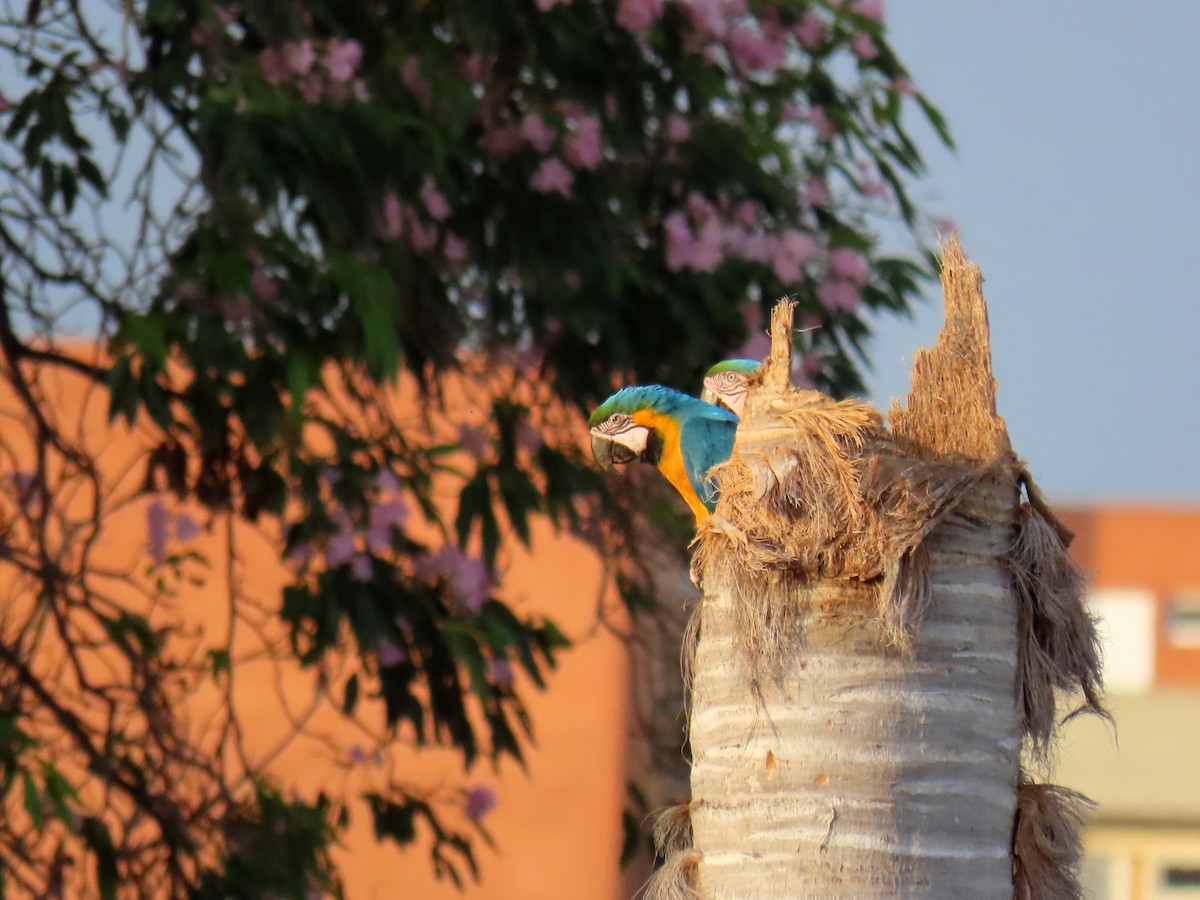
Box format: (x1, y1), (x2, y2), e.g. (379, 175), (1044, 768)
(679, 413), (738, 512)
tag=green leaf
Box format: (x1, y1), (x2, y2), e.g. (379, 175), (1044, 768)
(81, 816), (118, 900)
(119, 314), (169, 368)
(343, 673), (360, 715)
(21, 769), (41, 829)
(41, 762), (76, 828)
(285, 352), (317, 425)
(206, 647), (231, 680)
(328, 253), (401, 377)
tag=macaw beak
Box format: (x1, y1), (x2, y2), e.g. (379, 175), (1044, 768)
(700, 383), (719, 406)
(591, 433), (639, 472)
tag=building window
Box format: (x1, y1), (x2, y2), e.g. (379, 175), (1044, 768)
(1162, 864), (1200, 893)
(1166, 596), (1200, 648)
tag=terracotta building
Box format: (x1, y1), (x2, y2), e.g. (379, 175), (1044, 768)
(1054, 506), (1200, 900)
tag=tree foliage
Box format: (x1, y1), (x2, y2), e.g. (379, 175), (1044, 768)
(0, 0), (950, 894)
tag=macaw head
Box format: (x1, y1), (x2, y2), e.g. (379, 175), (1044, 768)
(701, 358), (762, 419)
(589, 385), (740, 523)
(587, 385), (671, 472)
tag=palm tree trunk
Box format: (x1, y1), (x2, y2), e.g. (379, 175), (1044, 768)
(652, 238), (1103, 899)
(690, 476), (1019, 896)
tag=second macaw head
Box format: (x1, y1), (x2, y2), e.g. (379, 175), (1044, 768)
(701, 358), (762, 419)
(589, 385), (739, 524)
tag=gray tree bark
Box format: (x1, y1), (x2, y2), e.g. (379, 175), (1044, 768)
(647, 238), (1103, 900)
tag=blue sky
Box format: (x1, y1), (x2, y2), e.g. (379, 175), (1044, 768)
(864, 2), (1200, 501)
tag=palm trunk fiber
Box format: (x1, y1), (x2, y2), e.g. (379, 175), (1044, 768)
(660, 238), (1101, 900)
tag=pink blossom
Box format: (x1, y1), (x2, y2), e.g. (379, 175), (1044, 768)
(489, 658), (515, 685)
(443, 233), (469, 262)
(418, 545), (492, 613)
(175, 281), (203, 304)
(734, 231), (774, 264)
(854, 0), (886, 23)
(530, 157), (574, 196)
(935, 217), (959, 236)
(11, 471), (38, 505)
(325, 38), (362, 83)
(616, 0), (664, 34)
(325, 511), (356, 568)
(828, 248), (868, 285)
(686, 0), (728, 39)
(728, 24), (786, 71)
(665, 213), (722, 273)
(771, 229), (818, 283)
(805, 175), (830, 207)
(457, 424), (489, 459)
(258, 47), (289, 86)
(478, 124), (525, 159)
(462, 54), (491, 83)
(521, 113), (557, 154)
(666, 114), (690, 143)
(793, 11), (825, 49)
(379, 192), (404, 240)
(537, 0), (571, 8)
(808, 107), (837, 140)
(174, 512), (201, 542)
(565, 116), (603, 169)
(407, 215), (438, 253)
(376, 469), (400, 493)
(287, 541), (314, 568)
(251, 268), (278, 303)
(817, 278), (861, 312)
(297, 75), (324, 104)
(853, 33), (879, 61)
(733, 330), (771, 361)
(734, 200), (757, 228)
(860, 175), (887, 199)
(351, 552), (373, 581)
(464, 785), (496, 821)
(147, 497), (169, 563)
(368, 496), (409, 552)
(892, 75), (916, 97)
(283, 40), (316, 76)
(215, 6), (235, 25)
(419, 178), (451, 221)
(376, 637), (406, 667)
(517, 422), (542, 454)
(685, 191), (717, 223)
(400, 56), (431, 105)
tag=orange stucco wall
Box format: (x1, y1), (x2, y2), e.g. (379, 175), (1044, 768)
(1058, 505), (1200, 688)
(0, 355), (632, 898)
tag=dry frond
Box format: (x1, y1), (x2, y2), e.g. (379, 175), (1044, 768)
(1010, 485), (1108, 757)
(863, 450), (999, 646)
(1012, 778), (1095, 900)
(642, 850), (701, 900)
(652, 802), (693, 858)
(680, 600), (702, 699)
(890, 236), (1011, 460)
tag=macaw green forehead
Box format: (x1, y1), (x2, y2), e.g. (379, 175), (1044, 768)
(705, 358), (762, 378)
(588, 384), (735, 427)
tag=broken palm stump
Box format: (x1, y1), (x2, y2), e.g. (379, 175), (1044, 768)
(648, 238), (1105, 900)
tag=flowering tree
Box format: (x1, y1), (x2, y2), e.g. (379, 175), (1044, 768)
(0, 0), (951, 895)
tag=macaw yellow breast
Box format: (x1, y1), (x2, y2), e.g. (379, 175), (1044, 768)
(632, 410), (710, 524)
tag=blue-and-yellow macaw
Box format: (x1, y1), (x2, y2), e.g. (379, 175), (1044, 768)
(700, 358), (762, 419)
(589, 385), (738, 525)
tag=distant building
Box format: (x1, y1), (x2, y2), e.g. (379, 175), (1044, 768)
(1056, 506), (1200, 900)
